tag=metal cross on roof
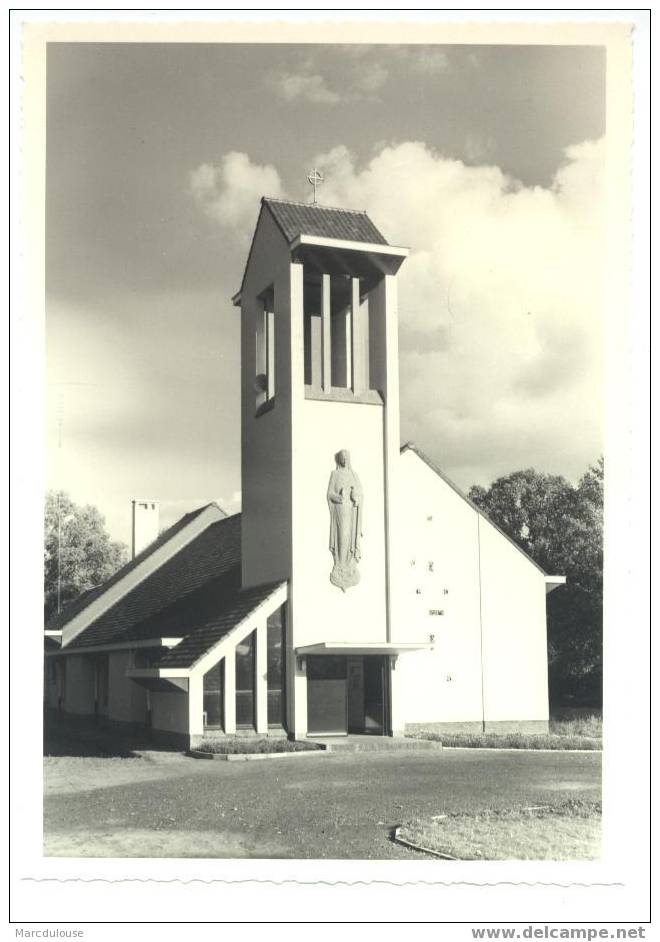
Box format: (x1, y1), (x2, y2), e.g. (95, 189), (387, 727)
(307, 167), (324, 204)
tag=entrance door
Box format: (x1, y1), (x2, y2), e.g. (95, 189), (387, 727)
(363, 656), (387, 735)
(307, 656), (347, 735)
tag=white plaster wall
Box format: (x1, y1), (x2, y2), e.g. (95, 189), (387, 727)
(151, 690), (189, 735)
(368, 276), (402, 642)
(291, 399), (388, 647)
(108, 651), (148, 725)
(393, 450), (484, 725)
(188, 672), (204, 737)
(63, 655), (95, 715)
(479, 517), (549, 722)
(392, 449), (550, 727)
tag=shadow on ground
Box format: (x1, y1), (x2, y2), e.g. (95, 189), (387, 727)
(43, 714), (178, 759)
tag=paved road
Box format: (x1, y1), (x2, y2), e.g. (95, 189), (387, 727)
(43, 749), (601, 859)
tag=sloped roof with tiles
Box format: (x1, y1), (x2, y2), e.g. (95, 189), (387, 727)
(156, 577), (284, 669)
(46, 504), (214, 632)
(63, 513), (245, 650)
(263, 197), (389, 246)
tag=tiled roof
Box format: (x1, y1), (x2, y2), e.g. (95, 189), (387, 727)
(158, 579), (284, 669)
(263, 198), (388, 246)
(125, 566), (241, 641)
(46, 504), (215, 631)
(66, 514), (242, 650)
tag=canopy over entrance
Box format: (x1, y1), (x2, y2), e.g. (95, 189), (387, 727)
(301, 644), (432, 737)
(296, 641), (431, 657)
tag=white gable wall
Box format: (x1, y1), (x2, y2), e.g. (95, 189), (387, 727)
(392, 449), (549, 731)
(393, 449), (484, 726)
(479, 516), (549, 726)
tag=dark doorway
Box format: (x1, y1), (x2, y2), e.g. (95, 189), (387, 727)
(363, 656), (387, 735)
(307, 656), (347, 735)
(307, 654), (388, 736)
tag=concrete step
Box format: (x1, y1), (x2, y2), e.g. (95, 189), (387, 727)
(306, 736), (442, 753)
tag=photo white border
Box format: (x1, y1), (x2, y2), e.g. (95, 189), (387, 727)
(10, 9), (650, 926)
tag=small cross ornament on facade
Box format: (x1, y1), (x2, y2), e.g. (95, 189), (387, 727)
(307, 167), (324, 204)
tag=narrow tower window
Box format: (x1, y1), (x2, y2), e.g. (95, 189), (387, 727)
(303, 278), (322, 388)
(330, 275), (352, 389)
(255, 287), (275, 413)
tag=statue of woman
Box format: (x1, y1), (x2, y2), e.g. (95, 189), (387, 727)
(327, 449), (363, 591)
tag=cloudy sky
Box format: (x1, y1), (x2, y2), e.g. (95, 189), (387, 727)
(46, 42), (606, 547)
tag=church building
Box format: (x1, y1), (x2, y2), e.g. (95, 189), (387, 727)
(45, 197), (565, 747)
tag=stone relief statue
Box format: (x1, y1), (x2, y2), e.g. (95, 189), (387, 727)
(327, 449), (363, 591)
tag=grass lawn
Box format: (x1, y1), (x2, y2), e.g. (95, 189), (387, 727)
(398, 799), (601, 860)
(193, 738), (322, 754)
(549, 713), (602, 738)
(408, 713), (602, 750)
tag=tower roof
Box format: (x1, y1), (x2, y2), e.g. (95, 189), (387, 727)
(233, 197), (406, 305)
(262, 197), (389, 246)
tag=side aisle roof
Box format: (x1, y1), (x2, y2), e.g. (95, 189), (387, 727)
(50, 503), (230, 647)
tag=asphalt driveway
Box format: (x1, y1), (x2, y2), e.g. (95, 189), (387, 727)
(43, 748), (601, 859)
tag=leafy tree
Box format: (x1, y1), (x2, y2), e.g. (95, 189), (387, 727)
(469, 458), (603, 706)
(44, 490), (128, 622)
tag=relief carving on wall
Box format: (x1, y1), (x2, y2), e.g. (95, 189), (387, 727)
(327, 449), (363, 592)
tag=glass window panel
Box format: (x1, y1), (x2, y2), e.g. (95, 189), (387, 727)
(203, 660), (224, 729)
(235, 632), (255, 728)
(267, 605), (285, 726)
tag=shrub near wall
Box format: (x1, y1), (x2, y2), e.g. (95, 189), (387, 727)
(194, 738), (322, 755)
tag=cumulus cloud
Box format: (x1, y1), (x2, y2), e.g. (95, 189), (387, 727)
(355, 61), (389, 94)
(188, 152), (284, 237)
(189, 138), (605, 485)
(266, 48), (450, 107)
(310, 138), (606, 484)
(269, 69), (340, 104)
(397, 47), (450, 74)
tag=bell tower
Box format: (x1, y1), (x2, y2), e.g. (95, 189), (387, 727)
(233, 197), (408, 736)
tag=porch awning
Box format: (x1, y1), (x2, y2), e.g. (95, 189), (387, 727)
(295, 641), (431, 657)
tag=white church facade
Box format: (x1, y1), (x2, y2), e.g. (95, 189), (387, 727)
(45, 198), (564, 747)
